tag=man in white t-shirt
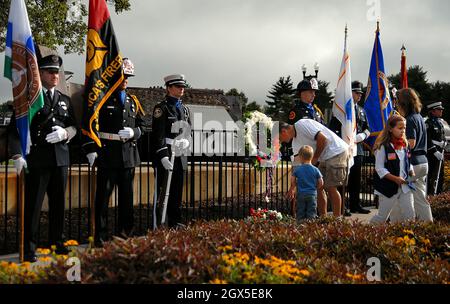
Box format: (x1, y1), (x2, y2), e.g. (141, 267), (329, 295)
(280, 120), (350, 217)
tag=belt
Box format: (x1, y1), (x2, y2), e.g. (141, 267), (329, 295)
(99, 132), (124, 142)
(432, 140), (446, 148)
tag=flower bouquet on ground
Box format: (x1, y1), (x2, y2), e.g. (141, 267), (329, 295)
(247, 208), (284, 223)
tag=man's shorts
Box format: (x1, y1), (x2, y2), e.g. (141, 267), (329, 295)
(318, 151), (349, 188)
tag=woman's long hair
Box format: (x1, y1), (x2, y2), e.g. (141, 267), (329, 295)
(374, 115), (408, 151)
(396, 88), (422, 116)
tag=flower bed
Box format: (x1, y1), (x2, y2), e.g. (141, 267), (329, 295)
(1, 216), (445, 284)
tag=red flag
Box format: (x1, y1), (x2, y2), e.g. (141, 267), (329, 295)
(81, 0), (124, 147)
(400, 45), (408, 89)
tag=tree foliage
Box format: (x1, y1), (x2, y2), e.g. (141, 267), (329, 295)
(265, 76), (296, 121)
(388, 65), (450, 122)
(0, 0), (131, 54)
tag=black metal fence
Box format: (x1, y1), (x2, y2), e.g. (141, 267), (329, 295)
(0, 128), (376, 255)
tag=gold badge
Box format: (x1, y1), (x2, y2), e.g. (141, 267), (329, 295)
(153, 108), (162, 118)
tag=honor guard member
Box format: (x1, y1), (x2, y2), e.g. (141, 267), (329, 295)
(84, 58), (145, 245)
(425, 101), (447, 195)
(152, 74), (191, 228)
(9, 55), (77, 262)
(328, 81), (371, 214)
(288, 78), (324, 125)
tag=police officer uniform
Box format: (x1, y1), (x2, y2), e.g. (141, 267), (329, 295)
(9, 55), (77, 261)
(151, 74), (191, 228)
(83, 58), (145, 243)
(287, 78), (324, 125)
(426, 101), (447, 195)
(328, 81), (371, 214)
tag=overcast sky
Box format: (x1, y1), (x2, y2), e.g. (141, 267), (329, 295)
(1, 0), (449, 105)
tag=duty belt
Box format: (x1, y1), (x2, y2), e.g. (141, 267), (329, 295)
(432, 140), (446, 149)
(99, 132), (125, 142)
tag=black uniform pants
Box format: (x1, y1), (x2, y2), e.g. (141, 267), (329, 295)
(348, 155), (363, 210)
(155, 158), (185, 228)
(24, 166), (68, 254)
(427, 154), (444, 195)
(95, 167), (135, 242)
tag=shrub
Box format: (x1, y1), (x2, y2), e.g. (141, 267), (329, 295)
(37, 217), (449, 284)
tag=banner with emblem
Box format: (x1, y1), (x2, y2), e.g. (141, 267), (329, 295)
(81, 0), (124, 147)
(333, 26), (356, 158)
(363, 22), (393, 147)
(4, 0), (44, 156)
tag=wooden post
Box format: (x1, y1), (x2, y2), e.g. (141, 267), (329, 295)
(18, 170), (25, 263)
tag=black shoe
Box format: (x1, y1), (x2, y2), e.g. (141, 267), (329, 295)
(344, 209), (352, 217)
(23, 252), (37, 263)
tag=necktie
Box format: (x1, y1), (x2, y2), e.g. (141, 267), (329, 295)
(175, 100), (182, 118)
(47, 90), (52, 101)
(306, 104), (315, 118)
(119, 91), (126, 106)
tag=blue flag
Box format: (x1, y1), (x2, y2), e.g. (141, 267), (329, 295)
(363, 23), (393, 147)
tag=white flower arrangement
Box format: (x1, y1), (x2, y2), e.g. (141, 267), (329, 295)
(245, 111), (275, 156)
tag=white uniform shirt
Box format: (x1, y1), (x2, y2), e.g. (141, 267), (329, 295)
(292, 119), (348, 162)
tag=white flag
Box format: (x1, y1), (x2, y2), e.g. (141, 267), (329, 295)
(333, 27), (356, 164)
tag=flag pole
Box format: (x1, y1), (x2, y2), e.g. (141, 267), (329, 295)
(18, 170), (25, 263)
(89, 165), (96, 240)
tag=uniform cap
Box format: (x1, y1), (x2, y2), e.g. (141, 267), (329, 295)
(427, 101), (445, 110)
(38, 55), (62, 71)
(123, 58), (135, 77)
(351, 81), (364, 93)
(164, 74), (186, 87)
(297, 78), (319, 92)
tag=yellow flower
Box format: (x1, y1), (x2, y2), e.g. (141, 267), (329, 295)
(50, 245), (57, 251)
(299, 269), (310, 277)
(38, 256), (53, 263)
(210, 278), (227, 284)
(346, 273), (362, 280)
(218, 245), (232, 252)
(36, 248), (51, 255)
(403, 229), (414, 235)
(64, 240), (79, 247)
(420, 238), (431, 247)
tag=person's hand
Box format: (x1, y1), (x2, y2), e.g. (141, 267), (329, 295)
(286, 188), (296, 201)
(394, 176), (407, 186)
(45, 126), (68, 144)
(161, 157), (173, 171)
(86, 152), (97, 167)
(174, 138), (190, 150)
(118, 127), (134, 140)
(13, 156), (27, 174)
(434, 151), (444, 161)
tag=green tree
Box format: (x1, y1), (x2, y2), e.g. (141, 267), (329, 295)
(388, 65), (432, 102)
(265, 76), (296, 121)
(0, 0), (131, 54)
(315, 80), (333, 111)
(225, 88), (248, 111)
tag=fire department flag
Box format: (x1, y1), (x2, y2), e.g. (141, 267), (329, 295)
(82, 0), (124, 147)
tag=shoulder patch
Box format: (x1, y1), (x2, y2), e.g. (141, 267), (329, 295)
(289, 111), (296, 121)
(153, 107), (163, 118)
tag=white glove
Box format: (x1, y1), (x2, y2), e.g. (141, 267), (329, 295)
(355, 130), (371, 144)
(290, 155), (295, 163)
(434, 151), (444, 161)
(161, 157), (173, 171)
(45, 126), (68, 144)
(174, 138), (190, 150)
(118, 127), (134, 140)
(13, 156), (27, 174)
(86, 152), (98, 167)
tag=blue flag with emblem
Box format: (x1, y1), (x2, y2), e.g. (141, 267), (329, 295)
(363, 22), (393, 147)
